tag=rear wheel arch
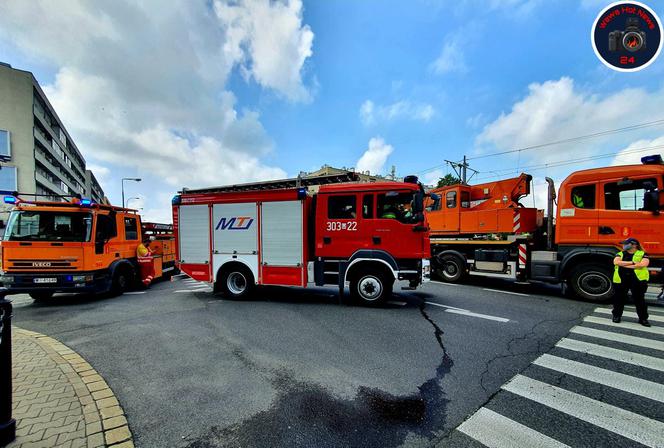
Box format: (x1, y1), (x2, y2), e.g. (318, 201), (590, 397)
(346, 261), (395, 305)
(561, 251), (616, 301)
(215, 261), (255, 298)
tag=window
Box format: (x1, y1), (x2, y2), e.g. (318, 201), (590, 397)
(0, 129), (10, 157)
(328, 195), (356, 219)
(124, 217), (139, 240)
(4, 211), (92, 242)
(0, 166), (17, 191)
(377, 191), (416, 223)
(604, 178), (657, 211)
(362, 194), (374, 219)
(571, 184), (595, 209)
(446, 191), (457, 208)
(95, 213), (117, 242)
(59, 128), (67, 147)
(60, 181), (69, 194)
(461, 191), (470, 208)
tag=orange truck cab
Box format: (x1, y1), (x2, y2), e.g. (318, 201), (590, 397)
(425, 155), (664, 301)
(0, 196), (175, 300)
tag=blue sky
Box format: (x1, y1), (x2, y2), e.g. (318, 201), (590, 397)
(1, 0), (663, 220)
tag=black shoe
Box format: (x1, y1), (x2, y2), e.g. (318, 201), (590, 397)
(640, 320), (651, 327)
(612, 316), (621, 323)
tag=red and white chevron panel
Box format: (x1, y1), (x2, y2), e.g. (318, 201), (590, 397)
(513, 211), (521, 233)
(518, 244), (527, 268)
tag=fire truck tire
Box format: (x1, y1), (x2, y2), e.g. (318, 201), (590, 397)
(435, 254), (465, 283)
(111, 266), (134, 296)
(218, 266), (254, 299)
(350, 269), (393, 305)
(569, 262), (614, 302)
(29, 292), (54, 301)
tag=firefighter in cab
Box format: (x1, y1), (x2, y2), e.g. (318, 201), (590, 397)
(612, 238), (651, 327)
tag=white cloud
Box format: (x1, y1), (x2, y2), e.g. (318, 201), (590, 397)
(430, 35), (468, 75)
(422, 169), (444, 187)
(476, 77), (664, 168)
(214, 0), (314, 102)
(0, 0), (312, 221)
(359, 100), (435, 126)
(356, 137), (394, 175)
(612, 136), (664, 166)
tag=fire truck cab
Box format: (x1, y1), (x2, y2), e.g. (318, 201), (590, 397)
(0, 196), (176, 299)
(173, 174), (431, 304)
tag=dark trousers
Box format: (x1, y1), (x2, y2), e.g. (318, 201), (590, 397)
(613, 279), (649, 321)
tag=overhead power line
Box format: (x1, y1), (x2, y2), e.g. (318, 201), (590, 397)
(473, 143), (664, 182)
(467, 118), (664, 161)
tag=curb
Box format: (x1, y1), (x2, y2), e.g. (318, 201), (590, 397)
(13, 327), (134, 448)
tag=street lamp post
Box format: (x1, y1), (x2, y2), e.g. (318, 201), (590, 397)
(121, 178), (141, 208)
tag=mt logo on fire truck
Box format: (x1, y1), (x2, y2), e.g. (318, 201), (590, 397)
(216, 216), (254, 230)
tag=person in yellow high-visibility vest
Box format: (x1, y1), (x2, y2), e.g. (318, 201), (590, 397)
(612, 237), (650, 327)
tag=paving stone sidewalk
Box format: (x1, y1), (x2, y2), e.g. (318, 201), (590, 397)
(8, 328), (134, 448)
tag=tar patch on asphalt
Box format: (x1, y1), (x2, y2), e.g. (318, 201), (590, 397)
(183, 301), (454, 448)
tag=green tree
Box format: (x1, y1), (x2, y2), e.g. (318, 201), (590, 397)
(436, 174), (460, 188)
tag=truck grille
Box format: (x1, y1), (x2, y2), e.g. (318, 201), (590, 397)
(7, 259), (77, 271)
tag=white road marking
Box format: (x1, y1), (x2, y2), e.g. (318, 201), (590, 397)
(174, 289), (211, 293)
(444, 308), (510, 323)
(503, 375), (664, 448)
(570, 326), (664, 352)
(594, 307), (664, 322)
(458, 407), (570, 448)
(424, 301), (510, 322)
(625, 305), (664, 315)
(534, 354), (664, 403)
(482, 288), (529, 297)
(124, 291), (146, 295)
(386, 300), (407, 306)
(190, 285), (211, 290)
(583, 316), (664, 336)
(556, 338), (664, 373)
(429, 280), (460, 286)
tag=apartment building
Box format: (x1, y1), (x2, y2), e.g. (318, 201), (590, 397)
(0, 62), (107, 222)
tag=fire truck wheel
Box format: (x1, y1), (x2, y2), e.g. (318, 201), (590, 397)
(350, 269), (393, 305)
(112, 266), (134, 296)
(436, 254), (465, 283)
(29, 291), (54, 301)
(218, 266), (254, 299)
(569, 262), (614, 302)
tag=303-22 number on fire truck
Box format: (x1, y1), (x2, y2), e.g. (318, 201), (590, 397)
(326, 221), (357, 231)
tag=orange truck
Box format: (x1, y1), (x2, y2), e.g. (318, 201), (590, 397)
(426, 155), (664, 301)
(0, 195), (176, 300)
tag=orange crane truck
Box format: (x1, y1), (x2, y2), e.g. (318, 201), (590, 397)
(426, 155), (664, 301)
(0, 195), (176, 300)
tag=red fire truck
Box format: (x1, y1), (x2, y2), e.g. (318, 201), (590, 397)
(172, 174), (431, 304)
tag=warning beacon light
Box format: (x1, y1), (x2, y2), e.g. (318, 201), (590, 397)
(641, 154), (663, 165)
(80, 198), (94, 207)
(3, 195), (18, 205)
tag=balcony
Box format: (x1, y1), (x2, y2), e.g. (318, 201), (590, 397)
(33, 106), (86, 179)
(34, 151), (81, 196)
(35, 171), (66, 196)
(33, 128), (84, 186)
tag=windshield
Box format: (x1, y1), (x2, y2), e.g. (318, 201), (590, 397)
(3, 210), (93, 242)
(377, 191), (419, 224)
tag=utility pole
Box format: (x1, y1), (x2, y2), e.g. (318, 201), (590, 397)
(444, 156), (477, 185)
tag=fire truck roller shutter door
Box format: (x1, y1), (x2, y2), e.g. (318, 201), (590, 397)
(178, 205), (211, 264)
(213, 203), (258, 283)
(261, 200), (303, 266)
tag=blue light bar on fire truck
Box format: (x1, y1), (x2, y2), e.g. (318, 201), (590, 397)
(3, 195), (18, 204)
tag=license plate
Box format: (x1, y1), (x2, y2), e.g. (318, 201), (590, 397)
(33, 278), (57, 284)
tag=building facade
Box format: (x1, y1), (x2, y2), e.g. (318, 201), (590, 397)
(0, 62), (107, 222)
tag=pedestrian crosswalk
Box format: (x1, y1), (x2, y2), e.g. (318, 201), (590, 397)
(172, 275), (213, 293)
(453, 305), (664, 448)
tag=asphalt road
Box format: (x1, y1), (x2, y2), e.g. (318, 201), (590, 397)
(9, 277), (630, 447)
